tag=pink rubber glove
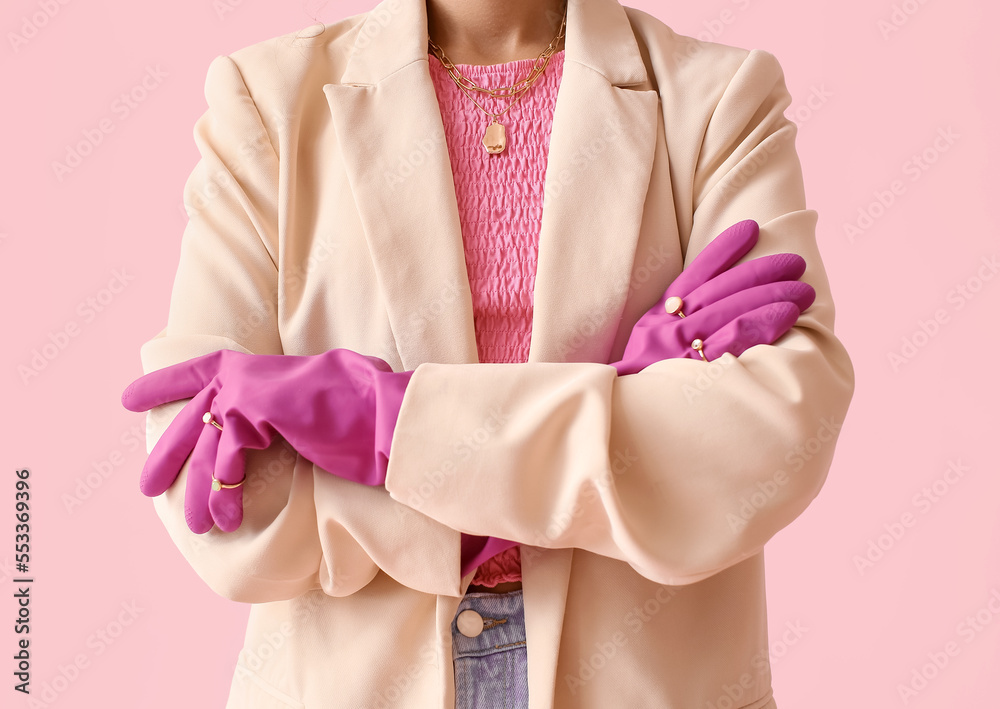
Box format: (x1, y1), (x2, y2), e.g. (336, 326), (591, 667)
(613, 219), (815, 374)
(120, 349), (501, 576)
(121, 348), (412, 533)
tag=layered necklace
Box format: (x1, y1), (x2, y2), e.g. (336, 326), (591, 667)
(427, 2), (567, 155)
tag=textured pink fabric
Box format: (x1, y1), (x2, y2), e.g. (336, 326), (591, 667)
(427, 49), (565, 586)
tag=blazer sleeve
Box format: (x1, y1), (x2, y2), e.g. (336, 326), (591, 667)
(383, 49), (856, 586)
(137, 55), (465, 603)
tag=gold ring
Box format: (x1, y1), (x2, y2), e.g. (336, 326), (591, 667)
(203, 412), (223, 431)
(211, 475), (245, 491)
(691, 338), (708, 362)
(664, 295), (686, 318)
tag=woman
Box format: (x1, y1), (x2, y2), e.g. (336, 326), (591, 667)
(122, 0), (854, 706)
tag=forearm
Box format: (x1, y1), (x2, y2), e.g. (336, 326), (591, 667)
(383, 297), (852, 586)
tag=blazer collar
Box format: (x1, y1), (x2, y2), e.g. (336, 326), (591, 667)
(324, 0), (661, 369)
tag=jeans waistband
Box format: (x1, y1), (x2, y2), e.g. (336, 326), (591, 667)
(452, 589), (526, 659)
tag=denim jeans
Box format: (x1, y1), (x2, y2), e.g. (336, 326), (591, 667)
(452, 589), (528, 709)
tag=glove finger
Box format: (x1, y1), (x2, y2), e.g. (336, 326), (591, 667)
(702, 302), (801, 360)
(615, 277), (810, 374)
(139, 385), (217, 497)
(683, 253), (806, 313)
(210, 486), (244, 533)
(209, 417), (261, 532)
(666, 220), (759, 298)
(679, 281), (814, 341)
(620, 281), (813, 371)
(121, 351), (224, 413)
(184, 408), (223, 534)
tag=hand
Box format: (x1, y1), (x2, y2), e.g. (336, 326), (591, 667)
(121, 348), (410, 533)
(613, 219), (816, 375)
(122, 347), (514, 574)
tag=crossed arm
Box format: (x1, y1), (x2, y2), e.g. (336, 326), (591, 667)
(129, 50), (854, 602)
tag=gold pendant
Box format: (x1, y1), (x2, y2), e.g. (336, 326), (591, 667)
(483, 120), (506, 154)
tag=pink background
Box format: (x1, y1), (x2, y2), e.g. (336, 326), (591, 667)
(2, 0), (998, 706)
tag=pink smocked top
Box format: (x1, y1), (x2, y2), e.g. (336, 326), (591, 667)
(427, 49), (565, 587)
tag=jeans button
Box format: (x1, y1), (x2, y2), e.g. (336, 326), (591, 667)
(457, 609), (485, 638)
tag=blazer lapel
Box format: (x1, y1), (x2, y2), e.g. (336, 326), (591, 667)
(323, 0), (479, 369)
(324, 0), (661, 370)
(529, 49), (661, 363)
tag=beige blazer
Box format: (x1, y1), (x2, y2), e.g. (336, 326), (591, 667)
(135, 0), (855, 706)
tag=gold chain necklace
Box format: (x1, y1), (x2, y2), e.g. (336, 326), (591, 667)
(427, 3), (567, 155)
